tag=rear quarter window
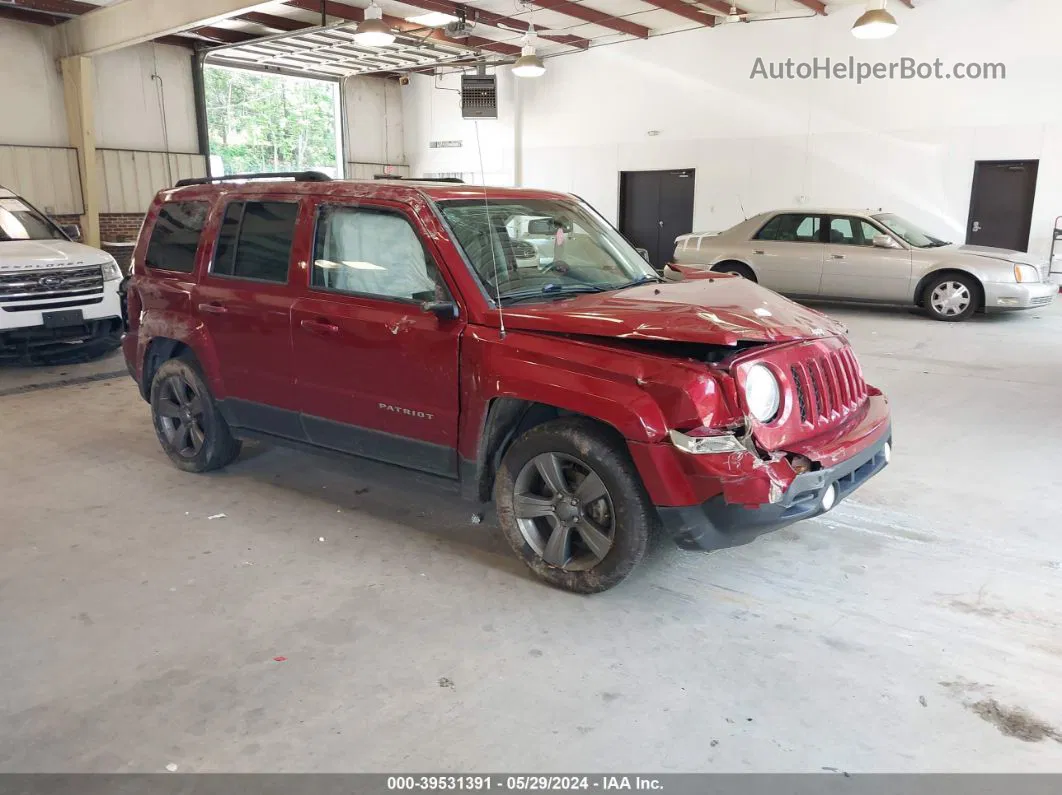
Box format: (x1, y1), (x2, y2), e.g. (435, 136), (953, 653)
(145, 201), (209, 273)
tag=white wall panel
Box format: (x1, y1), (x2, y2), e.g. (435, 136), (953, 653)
(93, 43), (199, 152)
(0, 21), (69, 147)
(0, 146), (83, 215)
(97, 150), (207, 213)
(403, 0), (1062, 260)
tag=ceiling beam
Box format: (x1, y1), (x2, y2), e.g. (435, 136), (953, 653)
(528, 0), (651, 39)
(791, 0), (827, 13)
(235, 10), (313, 32)
(395, 0), (590, 49)
(0, 4), (66, 24)
(0, 0), (93, 14)
(56, 0), (276, 56)
(192, 25), (259, 43)
(639, 0), (716, 27)
(285, 0), (521, 57)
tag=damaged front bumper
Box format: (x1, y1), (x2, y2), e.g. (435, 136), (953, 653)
(656, 423), (891, 551)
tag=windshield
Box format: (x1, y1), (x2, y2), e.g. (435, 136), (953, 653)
(437, 198), (658, 302)
(0, 196), (66, 242)
(873, 213), (950, 248)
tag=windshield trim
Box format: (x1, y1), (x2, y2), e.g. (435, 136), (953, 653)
(872, 212), (948, 249)
(426, 196), (499, 307)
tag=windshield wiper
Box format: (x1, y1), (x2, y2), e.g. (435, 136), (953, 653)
(617, 274), (663, 288)
(500, 283), (610, 305)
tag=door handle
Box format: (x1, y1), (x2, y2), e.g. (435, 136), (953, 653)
(658, 220), (664, 228)
(300, 318), (340, 335)
(198, 302), (228, 314)
(753, 249), (765, 255)
(972, 221), (982, 233)
(830, 254), (846, 260)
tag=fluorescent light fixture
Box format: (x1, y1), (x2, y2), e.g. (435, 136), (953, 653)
(354, 1), (395, 46)
(406, 11), (459, 26)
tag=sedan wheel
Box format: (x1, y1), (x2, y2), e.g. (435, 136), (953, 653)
(931, 281), (971, 317)
(513, 452), (615, 571)
(924, 274), (978, 321)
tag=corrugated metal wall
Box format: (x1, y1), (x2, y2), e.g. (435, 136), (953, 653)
(97, 150), (207, 213)
(1, 150), (405, 215)
(0, 145), (83, 215)
(0, 145), (207, 216)
(347, 162), (411, 180)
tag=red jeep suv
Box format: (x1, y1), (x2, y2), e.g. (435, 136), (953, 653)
(121, 172), (891, 593)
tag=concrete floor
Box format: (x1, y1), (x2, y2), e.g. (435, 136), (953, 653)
(2, 303), (1062, 773)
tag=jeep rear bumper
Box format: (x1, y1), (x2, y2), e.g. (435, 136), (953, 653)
(657, 424), (891, 551)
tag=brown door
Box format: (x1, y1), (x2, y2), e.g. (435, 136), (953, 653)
(966, 160), (1039, 251)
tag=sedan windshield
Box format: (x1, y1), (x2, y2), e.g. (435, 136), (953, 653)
(0, 196), (66, 242)
(873, 213), (950, 248)
(437, 198), (658, 303)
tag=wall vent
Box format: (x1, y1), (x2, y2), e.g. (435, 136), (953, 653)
(461, 74), (498, 119)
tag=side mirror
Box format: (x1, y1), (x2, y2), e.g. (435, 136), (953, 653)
(872, 234), (899, 249)
(635, 247), (651, 261)
(62, 224), (83, 242)
(422, 300), (459, 320)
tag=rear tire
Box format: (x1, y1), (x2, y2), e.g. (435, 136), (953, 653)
(712, 261), (756, 281)
(494, 418), (655, 594)
(150, 357), (241, 473)
(923, 273), (979, 322)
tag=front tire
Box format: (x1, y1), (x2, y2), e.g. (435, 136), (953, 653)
(150, 357), (241, 473)
(924, 274), (979, 321)
(494, 418), (655, 593)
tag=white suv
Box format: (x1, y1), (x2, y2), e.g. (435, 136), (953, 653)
(1, 186), (124, 363)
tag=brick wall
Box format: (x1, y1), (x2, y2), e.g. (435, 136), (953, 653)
(99, 213), (146, 244)
(48, 213), (141, 274)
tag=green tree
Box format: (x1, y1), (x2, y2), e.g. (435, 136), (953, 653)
(205, 66), (338, 175)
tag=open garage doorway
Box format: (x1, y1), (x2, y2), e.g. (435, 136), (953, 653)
(204, 65), (343, 178)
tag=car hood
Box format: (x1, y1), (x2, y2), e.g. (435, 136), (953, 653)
(498, 276), (846, 346)
(0, 239), (112, 272)
(937, 244), (1039, 266)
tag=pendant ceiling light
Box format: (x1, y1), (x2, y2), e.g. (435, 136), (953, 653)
(354, 1), (396, 46)
(852, 1), (898, 39)
(512, 23), (545, 78)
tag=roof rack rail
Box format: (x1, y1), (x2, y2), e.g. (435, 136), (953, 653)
(373, 174), (465, 184)
(175, 171), (333, 188)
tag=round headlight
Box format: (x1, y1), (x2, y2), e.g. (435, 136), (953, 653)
(744, 364), (781, 423)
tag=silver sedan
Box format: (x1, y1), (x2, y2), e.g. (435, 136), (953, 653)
(670, 209), (1057, 321)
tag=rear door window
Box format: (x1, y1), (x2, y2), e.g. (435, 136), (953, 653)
(755, 213), (823, 243)
(211, 201), (298, 283)
(145, 201), (209, 273)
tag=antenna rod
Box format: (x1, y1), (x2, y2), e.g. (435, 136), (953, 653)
(474, 119), (506, 340)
